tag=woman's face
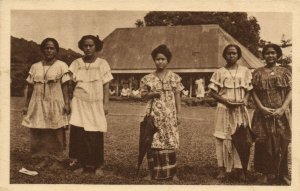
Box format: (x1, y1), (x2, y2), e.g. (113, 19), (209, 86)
(43, 41), (57, 61)
(82, 39), (96, 56)
(225, 46), (238, 65)
(154, 53), (168, 71)
(264, 47), (277, 65)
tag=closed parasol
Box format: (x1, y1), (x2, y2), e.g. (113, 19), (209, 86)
(137, 99), (158, 175)
(231, 106), (256, 177)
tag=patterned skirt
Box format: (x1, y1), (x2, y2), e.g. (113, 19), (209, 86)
(147, 149), (177, 180)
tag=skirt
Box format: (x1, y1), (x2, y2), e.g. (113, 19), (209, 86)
(215, 138), (242, 172)
(30, 127), (66, 161)
(147, 149), (177, 180)
(69, 125), (104, 168)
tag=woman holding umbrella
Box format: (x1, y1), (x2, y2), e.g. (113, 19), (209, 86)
(139, 44), (184, 180)
(252, 44), (291, 184)
(208, 44), (253, 180)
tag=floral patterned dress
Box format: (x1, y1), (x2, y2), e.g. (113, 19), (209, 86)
(140, 71), (184, 149)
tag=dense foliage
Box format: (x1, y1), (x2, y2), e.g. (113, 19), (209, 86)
(143, 12), (261, 57)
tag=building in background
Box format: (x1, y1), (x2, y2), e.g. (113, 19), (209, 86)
(99, 25), (263, 97)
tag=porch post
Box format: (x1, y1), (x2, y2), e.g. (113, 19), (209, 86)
(189, 76), (193, 98)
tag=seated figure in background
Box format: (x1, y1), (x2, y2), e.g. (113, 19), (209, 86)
(120, 84), (131, 97)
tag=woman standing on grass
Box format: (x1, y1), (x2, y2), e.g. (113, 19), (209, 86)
(68, 35), (113, 176)
(22, 38), (70, 170)
(208, 44), (253, 179)
(251, 44), (291, 184)
(140, 44), (184, 181)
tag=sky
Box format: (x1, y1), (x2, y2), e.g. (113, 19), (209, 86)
(11, 10), (292, 54)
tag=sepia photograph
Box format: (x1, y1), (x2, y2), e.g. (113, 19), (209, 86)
(1, 0), (300, 190)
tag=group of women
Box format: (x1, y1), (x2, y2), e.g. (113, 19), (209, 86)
(21, 35), (291, 184)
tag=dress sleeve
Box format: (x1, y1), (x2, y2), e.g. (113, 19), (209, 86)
(60, 62), (71, 84)
(280, 68), (292, 91)
(244, 68), (253, 91)
(208, 70), (221, 93)
(171, 73), (184, 93)
(26, 65), (35, 84)
(68, 60), (78, 82)
(101, 59), (114, 84)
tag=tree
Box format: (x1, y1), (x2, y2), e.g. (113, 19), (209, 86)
(135, 19), (144, 28)
(143, 11), (261, 57)
(279, 34), (292, 66)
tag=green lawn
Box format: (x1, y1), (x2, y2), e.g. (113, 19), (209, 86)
(10, 97), (273, 185)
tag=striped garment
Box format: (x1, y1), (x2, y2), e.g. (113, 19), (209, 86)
(147, 149), (176, 180)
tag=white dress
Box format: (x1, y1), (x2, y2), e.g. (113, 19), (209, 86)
(22, 60), (70, 129)
(208, 65), (253, 172)
(69, 58), (113, 132)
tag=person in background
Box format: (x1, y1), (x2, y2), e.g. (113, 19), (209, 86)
(68, 35), (113, 176)
(251, 44), (291, 184)
(109, 86), (116, 96)
(140, 44), (184, 181)
(182, 89), (189, 98)
(22, 38), (70, 170)
(195, 77), (205, 98)
(208, 44), (253, 180)
(120, 84), (130, 97)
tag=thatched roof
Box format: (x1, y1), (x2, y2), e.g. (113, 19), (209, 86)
(99, 25), (263, 73)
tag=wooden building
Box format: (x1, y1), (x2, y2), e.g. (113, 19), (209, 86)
(98, 25), (263, 97)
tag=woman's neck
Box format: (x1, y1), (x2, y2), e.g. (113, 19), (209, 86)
(155, 69), (168, 80)
(43, 58), (56, 66)
(225, 62), (238, 69)
(265, 62), (276, 68)
(156, 69), (168, 74)
(83, 54), (96, 63)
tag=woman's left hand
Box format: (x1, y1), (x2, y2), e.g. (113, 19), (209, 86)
(63, 104), (71, 115)
(104, 104), (109, 115)
(272, 107), (285, 118)
(238, 98), (248, 106)
(177, 115), (182, 125)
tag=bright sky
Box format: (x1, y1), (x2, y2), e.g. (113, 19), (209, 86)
(11, 10), (292, 53)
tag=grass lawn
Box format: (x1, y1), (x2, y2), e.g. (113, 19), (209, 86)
(10, 97), (278, 185)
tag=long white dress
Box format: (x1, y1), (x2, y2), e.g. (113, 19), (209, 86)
(208, 65), (253, 172)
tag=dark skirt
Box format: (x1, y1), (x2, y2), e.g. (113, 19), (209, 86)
(252, 110), (290, 176)
(147, 149), (177, 180)
(69, 125), (104, 168)
(30, 127), (66, 161)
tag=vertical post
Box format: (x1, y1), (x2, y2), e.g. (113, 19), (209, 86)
(116, 76), (119, 96)
(189, 76), (193, 98)
(129, 75), (133, 91)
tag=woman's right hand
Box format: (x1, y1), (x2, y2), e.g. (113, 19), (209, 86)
(22, 107), (28, 115)
(259, 106), (275, 118)
(63, 104), (71, 115)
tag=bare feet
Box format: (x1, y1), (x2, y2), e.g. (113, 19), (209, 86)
(257, 174), (268, 184)
(35, 158), (50, 169)
(95, 168), (104, 176)
(73, 167), (84, 175)
(143, 174), (152, 181)
(217, 168), (226, 179)
(238, 170), (247, 181)
(172, 175), (180, 182)
(49, 161), (64, 170)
